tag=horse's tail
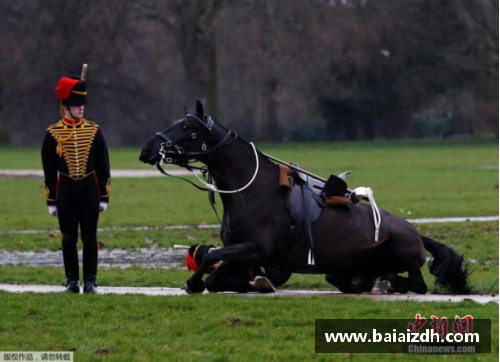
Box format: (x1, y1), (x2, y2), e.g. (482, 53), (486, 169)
(421, 235), (472, 294)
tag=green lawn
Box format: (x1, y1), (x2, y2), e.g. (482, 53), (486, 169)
(0, 140), (498, 229)
(0, 141), (498, 361)
(0, 293), (497, 361)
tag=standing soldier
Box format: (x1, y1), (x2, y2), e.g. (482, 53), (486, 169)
(41, 65), (111, 294)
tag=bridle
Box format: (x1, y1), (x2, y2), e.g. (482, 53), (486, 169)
(155, 113), (217, 166)
(153, 114), (260, 194)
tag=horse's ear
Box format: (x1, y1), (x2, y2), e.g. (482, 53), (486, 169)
(196, 100), (204, 117)
(183, 106), (188, 115)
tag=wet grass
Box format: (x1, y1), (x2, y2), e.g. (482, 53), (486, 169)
(0, 227), (221, 252)
(2, 221), (497, 258)
(0, 222), (497, 294)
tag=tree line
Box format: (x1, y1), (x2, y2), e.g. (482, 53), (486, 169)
(0, 0), (497, 146)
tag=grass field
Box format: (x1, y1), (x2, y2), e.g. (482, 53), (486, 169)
(0, 293), (497, 361)
(0, 140), (498, 229)
(0, 141), (498, 361)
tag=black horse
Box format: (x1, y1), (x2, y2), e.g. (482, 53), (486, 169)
(139, 101), (471, 295)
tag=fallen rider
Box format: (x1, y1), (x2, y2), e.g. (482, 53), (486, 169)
(185, 244), (292, 293)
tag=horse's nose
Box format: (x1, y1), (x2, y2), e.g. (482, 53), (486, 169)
(139, 147), (148, 163)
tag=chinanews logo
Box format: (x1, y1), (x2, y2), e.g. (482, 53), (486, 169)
(407, 314), (474, 342)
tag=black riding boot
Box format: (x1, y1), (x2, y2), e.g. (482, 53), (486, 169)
(62, 241), (80, 293)
(83, 241), (98, 294)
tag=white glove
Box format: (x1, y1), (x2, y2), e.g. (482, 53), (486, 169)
(99, 202), (108, 212)
(48, 205), (57, 217)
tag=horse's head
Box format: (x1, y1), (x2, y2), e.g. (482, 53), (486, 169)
(139, 101), (218, 167)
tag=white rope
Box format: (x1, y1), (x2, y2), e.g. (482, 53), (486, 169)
(366, 187), (381, 242)
(353, 187), (382, 242)
(190, 142), (260, 194)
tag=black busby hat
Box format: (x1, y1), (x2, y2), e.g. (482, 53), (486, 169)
(186, 244), (215, 272)
(55, 76), (87, 106)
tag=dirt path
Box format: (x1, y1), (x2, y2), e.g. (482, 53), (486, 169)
(0, 248), (186, 268)
(0, 283), (497, 304)
(0, 169), (192, 178)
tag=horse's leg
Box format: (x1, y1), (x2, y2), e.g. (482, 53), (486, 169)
(378, 267), (428, 295)
(325, 273), (372, 293)
(184, 241), (261, 294)
(371, 218), (428, 295)
(325, 273), (353, 293)
(406, 266), (428, 294)
(350, 276), (373, 293)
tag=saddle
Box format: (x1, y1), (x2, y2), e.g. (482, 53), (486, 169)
(279, 164), (353, 265)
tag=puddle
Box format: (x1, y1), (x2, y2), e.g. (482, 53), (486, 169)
(0, 248), (187, 269)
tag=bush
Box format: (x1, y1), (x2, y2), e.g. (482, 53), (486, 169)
(284, 122), (328, 142)
(412, 111), (451, 139)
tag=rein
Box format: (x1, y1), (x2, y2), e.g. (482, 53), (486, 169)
(189, 142), (259, 194)
(155, 164), (208, 192)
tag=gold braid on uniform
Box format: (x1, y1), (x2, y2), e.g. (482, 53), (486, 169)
(54, 127), (75, 157)
(47, 120), (99, 180)
(105, 179), (111, 195)
(54, 103), (75, 157)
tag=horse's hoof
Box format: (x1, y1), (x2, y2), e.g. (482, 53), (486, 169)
(184, 280), (205, 294)
(371, 280), (392, 295)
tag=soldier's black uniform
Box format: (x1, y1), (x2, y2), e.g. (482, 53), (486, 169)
(42, 74), (110, 294)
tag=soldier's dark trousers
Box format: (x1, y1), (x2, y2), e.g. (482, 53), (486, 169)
(57, 174), (100, 287)
(204, 262), (253, 293)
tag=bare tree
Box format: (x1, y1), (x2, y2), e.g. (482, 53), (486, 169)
(135, 0), (227, 119)
(0, 0), (497, 145)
